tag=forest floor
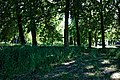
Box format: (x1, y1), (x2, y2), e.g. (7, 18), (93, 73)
(13, 50), (120, 80)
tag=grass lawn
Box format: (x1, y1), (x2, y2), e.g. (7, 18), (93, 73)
(0, 46), (120, 80)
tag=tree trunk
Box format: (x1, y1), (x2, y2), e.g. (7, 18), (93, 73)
(70, 36), (73, 45)
(31, 18), (37, 46)
(73, 0), (80, 46)
(94, 30), (97, 47)
(88, 31), (91, 48)
(64, 0), (69, 48)
(29, 2), (37, 46)
(100, 0), (105, 48)
(52, 34), (53, 45)
(88, 9), (92, 48)
(75, 15), (80, 46)
(74, 37), (76, 46)
(16, 1), (25, 45)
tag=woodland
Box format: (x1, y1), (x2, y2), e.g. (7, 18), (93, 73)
(0, 0), (120, 79)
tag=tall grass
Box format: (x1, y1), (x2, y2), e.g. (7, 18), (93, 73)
(0, 46), (78, 79)
(0, 46), (119, 79)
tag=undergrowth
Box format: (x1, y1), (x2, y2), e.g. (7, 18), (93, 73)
(0, 46), (119, 79)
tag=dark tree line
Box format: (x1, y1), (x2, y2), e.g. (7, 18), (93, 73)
(0, 0), (120, 48)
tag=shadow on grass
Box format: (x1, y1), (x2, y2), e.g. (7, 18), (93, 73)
(0, 46), (119, 80)
(41, 48), (120, 80)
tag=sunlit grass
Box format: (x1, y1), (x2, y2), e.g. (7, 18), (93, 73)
(84, 72), (96, 76)
(111, 72), (120, 80)
(62, 60), (75, 65)
(85, 65), (94, 69)
(100, 65), (117, 74)
(101, 60), (110, 64)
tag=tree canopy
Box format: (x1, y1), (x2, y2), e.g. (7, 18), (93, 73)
(0, 0), (120, 47)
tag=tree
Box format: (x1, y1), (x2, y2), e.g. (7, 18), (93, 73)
(26, 0), (38, 46)
(74, 0), (80, 46)
(100, 0), (105, 48)
(15, 0), (26, 45)
(0, 0), (18, 42)
(64, 0), (70, 48)
(88, 10), (92, 48)
(0, 0), (119, 47)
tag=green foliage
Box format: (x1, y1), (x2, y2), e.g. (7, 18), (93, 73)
(0, 0), (119, 46)
(0, 46), (95, 79)
(115, 48), (120, 60)
(0, 46), (120, 79)
(0, 46), (74, 79)
(0, 0), (63, 45)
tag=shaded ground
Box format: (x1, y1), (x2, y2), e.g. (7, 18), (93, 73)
(13, 50), (120, 80)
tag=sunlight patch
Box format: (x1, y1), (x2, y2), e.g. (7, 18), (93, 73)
(84, 72), (95, 76)
(111, 72), (120, 80)
(83, 53), (89, 56)
(101, 65), (117, 74)
(52, 72), (68, 78)
(86, 65), (94, 69)
(44, 72), (68, 78)
(101, 60), (110, 64)
(62, 60), (75, 65)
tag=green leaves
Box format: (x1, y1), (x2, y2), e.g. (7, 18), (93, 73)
(0, 0), (119, 46)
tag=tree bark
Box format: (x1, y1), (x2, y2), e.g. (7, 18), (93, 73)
(75, 15), (80, 46)
(17, 14), (25, 45)
(16, 1), (25, 45)
(94, 30), (97, 47)
(30, 18), (37, 46)
(100, 0), (105, 48)
(64, 0), (69, 48)
(73, 0), (80, 46)
(70, 36), (73, 45)
(88, 31), (91, 48)
(88, 9), (92, 48)
(29, 2), (37, 46)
